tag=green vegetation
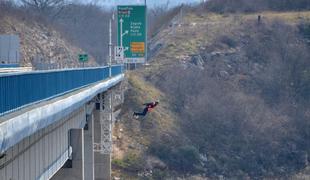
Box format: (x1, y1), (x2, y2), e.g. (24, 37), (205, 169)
(149, 144), (200, 172)
(151, 169), (169, 179)
(112, 152), (144, 172)
(299, 22), (310, 41)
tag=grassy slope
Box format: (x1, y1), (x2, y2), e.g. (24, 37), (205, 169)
(112, 72), (184, 179)
(151, 11), (310, 63)
(112, 11), (310, 179)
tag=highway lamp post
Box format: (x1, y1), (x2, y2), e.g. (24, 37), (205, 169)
(109, 10), (118, 77)
(108, 16), (114, 172)
(105, 12), (115, 176)
(109, 19), (112, 77)
(145, 0), (147, 65)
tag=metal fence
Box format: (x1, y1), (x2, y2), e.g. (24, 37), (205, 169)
(0, 65), (123, 116)
(0, 64), (20, 68)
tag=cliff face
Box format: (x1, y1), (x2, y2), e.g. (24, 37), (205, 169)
(0, 15), (97, 69)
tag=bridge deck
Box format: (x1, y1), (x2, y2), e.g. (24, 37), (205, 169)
(0, 66), (124, 154)
(0, 65), (123, 116)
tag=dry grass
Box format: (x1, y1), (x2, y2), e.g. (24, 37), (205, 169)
(112, 72), (181, 178)
(243, 11), (310, 24)
(126, 72), (179, 134)
(151, 11), (310, 67)
(113, 10), (310, 178)
(127, 72), (162, 101)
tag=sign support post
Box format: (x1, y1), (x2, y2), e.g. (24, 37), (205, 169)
(78, 54), (88, 68)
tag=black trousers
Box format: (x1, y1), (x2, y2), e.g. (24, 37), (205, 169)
(134, 107), (148, 117)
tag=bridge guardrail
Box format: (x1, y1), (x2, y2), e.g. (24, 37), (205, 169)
(0, 65), (123, 116)
(0, 64), (20, 68)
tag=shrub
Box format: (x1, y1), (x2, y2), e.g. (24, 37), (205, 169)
(219, 35), (237, 48)
(152, 169), (168, 179)
(149, 144), (200, 173)
(112, 153), (144, 172)
(175, 146), (200, 171)
(154, 19), (310, 178)
(299, 22), (310, 41)
(203, 0), (310, 13)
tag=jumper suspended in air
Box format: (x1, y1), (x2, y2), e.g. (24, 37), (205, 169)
(133, 101), (159, 118)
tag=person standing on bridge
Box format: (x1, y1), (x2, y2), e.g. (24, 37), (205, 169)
(133, 101), (159, 118)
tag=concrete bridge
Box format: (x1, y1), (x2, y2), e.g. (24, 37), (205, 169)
(0, 65), (125, 180)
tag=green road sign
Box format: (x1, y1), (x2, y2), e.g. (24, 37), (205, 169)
(78, 54), (88, 62)
(117, 5), (146, 63)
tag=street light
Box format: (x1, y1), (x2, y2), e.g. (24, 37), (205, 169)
(109, 11), (115, 77)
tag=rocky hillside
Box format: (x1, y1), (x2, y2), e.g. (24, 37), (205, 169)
(0, 14), (97, 69)
(112, 10), (310, 179)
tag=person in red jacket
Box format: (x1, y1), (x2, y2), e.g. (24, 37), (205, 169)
(133, 101), (159, 118)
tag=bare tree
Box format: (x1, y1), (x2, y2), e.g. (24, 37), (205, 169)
(21, 0), (66, 18)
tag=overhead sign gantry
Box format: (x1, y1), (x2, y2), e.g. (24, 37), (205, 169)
(117, 5), (146, 64)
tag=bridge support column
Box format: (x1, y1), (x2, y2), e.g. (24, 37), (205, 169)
(101, 154), (111, 180)
(70, 129), (85, 180)
(84, 114), (94, 180)
(94, 92), (112, 180)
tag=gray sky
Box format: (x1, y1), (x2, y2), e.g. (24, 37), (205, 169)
(14, 0), (202, 8)
(82, 0), (201, 8)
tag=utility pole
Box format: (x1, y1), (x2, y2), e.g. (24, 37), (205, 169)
(109, 10), (116, 76)
(180, 4), (184, 22)
(145, 0), (148, 64)
(109, 19), (112, 77)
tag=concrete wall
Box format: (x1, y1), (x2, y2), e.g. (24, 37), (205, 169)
(0, 106), (86, 180)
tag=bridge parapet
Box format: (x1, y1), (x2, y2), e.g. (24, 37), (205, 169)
(0, 65), (123, 116)
(0, 66), (124, 154)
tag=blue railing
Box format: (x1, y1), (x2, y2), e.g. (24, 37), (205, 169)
(0, 65), (123, 116)
(0, 64), (20, 68)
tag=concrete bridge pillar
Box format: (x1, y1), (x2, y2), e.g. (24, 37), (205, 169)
(52, 128), (86, 180)
(48, 107), (88, 180)
(69, 128), (85, 180)
(84, 114), (95, 180)
(94, 92), (112, 180)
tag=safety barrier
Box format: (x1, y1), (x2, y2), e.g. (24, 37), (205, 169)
(0, 65), (123, 116)
(0, 64), (20, 68)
